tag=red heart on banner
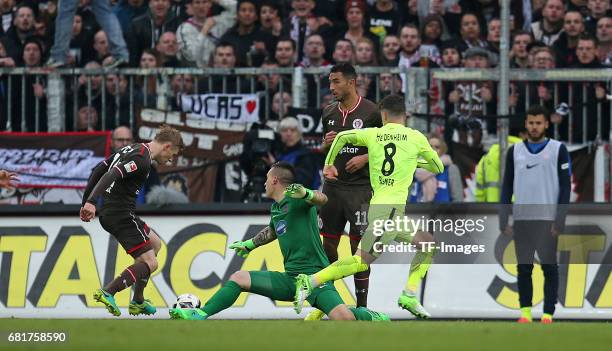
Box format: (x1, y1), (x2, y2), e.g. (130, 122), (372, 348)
(246, 100), (257, 114)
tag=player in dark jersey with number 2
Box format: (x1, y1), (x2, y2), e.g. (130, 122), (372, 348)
(80, 125), (184, 317)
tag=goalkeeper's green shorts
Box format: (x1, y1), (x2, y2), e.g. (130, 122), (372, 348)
(249, 271), (344, 315)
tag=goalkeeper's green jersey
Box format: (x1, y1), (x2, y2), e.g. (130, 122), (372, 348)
(269, 195), (330, 276)
(325, 122), (444, 204)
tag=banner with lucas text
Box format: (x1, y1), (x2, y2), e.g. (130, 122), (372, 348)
(180, 94), (260, 123)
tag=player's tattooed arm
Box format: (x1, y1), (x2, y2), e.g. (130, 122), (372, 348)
(306, 191), (327, 207)
(252, 226), (277, 247)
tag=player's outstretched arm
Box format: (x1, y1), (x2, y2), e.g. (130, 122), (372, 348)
(230, 226), (277, 258)
(324, 130), (366, 167)
(284, 184), (328, 206)
(416, 134), (444, 174)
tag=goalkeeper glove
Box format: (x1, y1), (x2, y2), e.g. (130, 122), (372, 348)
(229, 239), (256, 258)
(285, 183), (314, 201)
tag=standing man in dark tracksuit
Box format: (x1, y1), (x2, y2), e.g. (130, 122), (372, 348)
(500, 105), (571, 324)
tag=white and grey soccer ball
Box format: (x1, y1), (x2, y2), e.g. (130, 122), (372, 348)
(173, 293), (201, 309)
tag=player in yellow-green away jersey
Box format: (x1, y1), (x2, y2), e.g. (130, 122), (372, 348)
(294, 94), (444, 319)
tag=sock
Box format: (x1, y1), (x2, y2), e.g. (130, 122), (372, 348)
(132, 275), (149, 303)
(354, 268), (370, 307)
(349, 307), (373, 321)
(201, 281), (242, 317)
(312, 255), (369, 287)
(104, 262), (150, 296)
(404, 249), (434, 293)
(521, 307), (532, 321)
(542, 313), (553, 321)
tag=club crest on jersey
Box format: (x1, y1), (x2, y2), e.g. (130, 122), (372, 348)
(328, 120), (335, 125)
(275, 220), (287, 236)
(353, 119), (363, 129)
(124, 161), (138, 173)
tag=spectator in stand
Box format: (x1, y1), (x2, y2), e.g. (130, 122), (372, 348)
(342, 0), (379, 52)
(355, 37), (378, 66)
(398, 24), (438, 73)
(299, 33), (329, 68)
(105, 73), (133, 129)
(531, 0), (565, 46)
(448, 47), (495, 147)
(271, 91), (291, 121)
(0, 40), (14, 67)
(282, 0), (332, 63)
(220, 0), (275, 67)
(110, 126), (134, 152)
(66, 61), (104, 130)
(596, 16), (612, 65)
(440, 40), (461, 68)
(510, 47), (559, 131)
(399, 0), (420, 27)
(420, 15), (444, 60)
(487, 18), (501, 54)
(156, 31), (180, 66)
(176, 0), (236, 68)
(561, 35), (609, 142)
(68, 13), (95, 67)
(0, 0), (16, 36)
(206, 42), (243, 93)
(135, 48), (163, 109)
(455, 12), (491, 55)
(332, 38), (355, 65)
(259, 0), (282, 38)
(367, 0), (402, 42)
(92, 30), (111, 63)
(510, 31), (533, 68)
(273, 116), (321, 189)
(1, 4), (35, 64)
(112, 0), (147, 36)
(274, 37), (296, 67)
(585, 0), (611, 34)
(379, 73), (402, 98)
(379, 34), (400, 66)
(168, 73), (195, 109)
(129, 0), (181, 66)
(8, 38), (47, 132)
(76, 105), (99, 131)
(554, 11), (586, 67)
(47, 0), (128, 68)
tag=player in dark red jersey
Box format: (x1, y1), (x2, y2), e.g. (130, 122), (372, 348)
(311, 63), (382, 318)
(80, 125), (184, 317)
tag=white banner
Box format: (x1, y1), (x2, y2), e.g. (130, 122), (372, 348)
(0, 214), (610, 319)
(180, 94), (260, 123)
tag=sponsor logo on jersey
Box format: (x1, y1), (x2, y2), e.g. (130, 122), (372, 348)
(275, 220), (287, 236)
(124, 161), (138, 173)
(353, 119), (363, 129)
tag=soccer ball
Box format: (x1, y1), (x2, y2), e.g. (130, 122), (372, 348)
(173, 293), (201, 309)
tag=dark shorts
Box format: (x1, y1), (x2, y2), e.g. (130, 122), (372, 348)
(248, 271), (345, 315)
(513, 220), (558, 265)
(319, 183), (372, 241)
(99, 214), (152, 257)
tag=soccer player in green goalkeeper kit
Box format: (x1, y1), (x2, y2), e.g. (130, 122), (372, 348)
(169, 162), (389, 321)
(294, 94), (444, 318)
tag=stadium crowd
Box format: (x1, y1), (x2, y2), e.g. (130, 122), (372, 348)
(0, 0), (611, 203)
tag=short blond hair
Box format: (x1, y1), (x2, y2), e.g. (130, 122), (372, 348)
(154, 124), (185, 150)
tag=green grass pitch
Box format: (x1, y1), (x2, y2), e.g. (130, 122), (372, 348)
(1, 319), (610, 351)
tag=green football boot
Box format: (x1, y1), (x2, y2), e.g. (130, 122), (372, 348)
(169, 308), (209, 320)
(129, 299), (157, 316)
(294, 274), (313, 314)
(93, 289), (121, 316)
(397, 291), (430, 319)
